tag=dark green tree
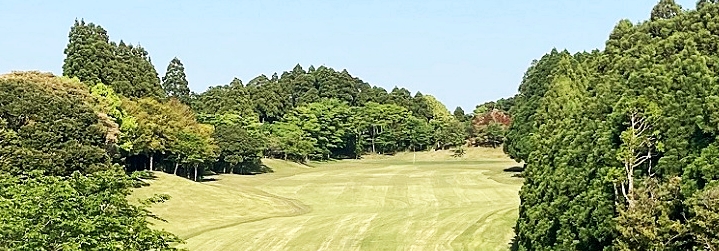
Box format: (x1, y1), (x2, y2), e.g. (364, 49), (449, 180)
(651, 0), (682, 21)
(453, 106), (466, 122)
(62, 19), (113, 85)
(63, 20), (164, 99)
(162, 57), (191, 104)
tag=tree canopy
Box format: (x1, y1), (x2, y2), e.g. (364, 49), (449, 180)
(507, 2), (719, 250)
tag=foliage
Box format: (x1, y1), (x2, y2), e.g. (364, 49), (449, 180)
(471, 109), (512, 148)
(0, 72), (180, 249)
(0, 72), (110, 176)
(162, 57), (191, 104)
(63, 19), (164, 99)
(0, 170), (182, 250)
(510, 2), (719, 250)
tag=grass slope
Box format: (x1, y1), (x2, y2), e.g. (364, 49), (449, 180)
(131, 147), (522, 250)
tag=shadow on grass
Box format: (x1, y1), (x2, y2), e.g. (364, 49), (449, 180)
(508, 224), (519, 251)
(503, 165), (525, 178)
(130, 170), (160, 187)
(198, 163), (275, 182)
(503, 166), (524, 172)
(509, 236), (519, 251)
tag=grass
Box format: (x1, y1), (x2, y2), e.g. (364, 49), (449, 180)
(131, 147), (522, 250)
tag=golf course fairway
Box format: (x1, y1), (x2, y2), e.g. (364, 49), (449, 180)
(131, 148), (522, 250)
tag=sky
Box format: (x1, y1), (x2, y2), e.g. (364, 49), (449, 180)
(0, 0), (696, 111)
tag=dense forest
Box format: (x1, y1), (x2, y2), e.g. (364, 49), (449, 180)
(506, 0), (719, 250)
(59, 19), (515, 179)
(0, 19), (513, 249)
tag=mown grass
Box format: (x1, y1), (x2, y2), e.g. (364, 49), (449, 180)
(131, 147), (522, 250)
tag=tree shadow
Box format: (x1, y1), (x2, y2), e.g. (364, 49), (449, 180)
(200, 177), (219, 182)
(509, 235), (519, 251)
(503, 165), (525, 178)
(503, 166), (524, 172)
(508, 224), (519, 251)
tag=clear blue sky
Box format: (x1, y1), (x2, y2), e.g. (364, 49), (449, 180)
(0, 0), (695, 111)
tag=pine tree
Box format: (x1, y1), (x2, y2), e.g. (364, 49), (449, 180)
(62, 19), (113, 85)
(162, 57), (191, 104)
(62, 20), (164, 99)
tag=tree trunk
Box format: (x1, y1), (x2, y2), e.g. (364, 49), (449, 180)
(194, 164), (198, 182)
(149, 155), (154, 171)
(173, 162), (179, 175)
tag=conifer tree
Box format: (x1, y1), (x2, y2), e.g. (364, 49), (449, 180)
(62, 19), (113, 85)
(162, 57), (191, 104)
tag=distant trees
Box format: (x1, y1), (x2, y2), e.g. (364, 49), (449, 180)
(56, 18), (470, 172)
(471, 109), (511, 148)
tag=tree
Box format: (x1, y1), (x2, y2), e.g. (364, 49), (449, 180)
(211, 118), (264, 174)
(512, 3), (719, 249)
(453, 106), (466, 122)
(62, 19), (113, 86)
(281, 99), (353, 159)
(265, 122), (315, 162)
(192, 78), (256, 119)
(0, 72), (110, 176)
(162, 57), (191, 104)
(62, 20), (164, 98)
(170, 124), (217, 181)
(0, 72), (180, 249)
(503, 49), (569, 163)
(696, 0), (718, 9)
(651, 0), (682, 21)
(0, 171), (182, 250)
(471, 109), (511, 147)
(410, 92), (433, 121)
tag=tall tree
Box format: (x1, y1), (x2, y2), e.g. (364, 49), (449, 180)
(62, 20), (164, 98)
(162, 57), (191, 104)
(62, 19), (113, 85)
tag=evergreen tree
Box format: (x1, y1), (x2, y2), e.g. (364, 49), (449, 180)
(62, 20), (164, 99)
(453, 106), (466, 122)
(162, 57), (191, 104)
(651, 0), (682, 21)
(62, 19), (113, 85)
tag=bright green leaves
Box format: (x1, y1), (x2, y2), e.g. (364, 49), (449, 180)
(0, 171), (182, 250)
(651, 0), (682, 21)
(0, 72), (180, 250)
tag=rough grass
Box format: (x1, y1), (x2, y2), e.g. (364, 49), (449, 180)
(131, 147), (522, 250)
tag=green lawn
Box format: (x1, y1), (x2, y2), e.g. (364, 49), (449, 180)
(131, 147), (522, 250)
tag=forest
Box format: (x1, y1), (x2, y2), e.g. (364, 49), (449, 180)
(4, 0), (719, 250)
(0, 18), (512, 249)
(506, 0), (719, 250)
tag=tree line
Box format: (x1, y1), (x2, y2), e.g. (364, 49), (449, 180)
(0, 18), (515, 249)
(61, 19), (515, 181)
(506, 1), (719, 250)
